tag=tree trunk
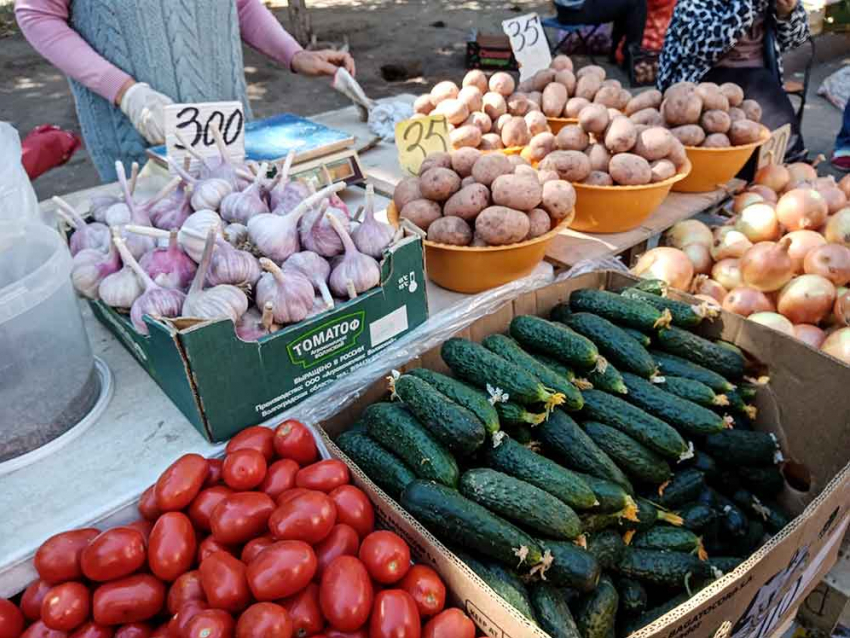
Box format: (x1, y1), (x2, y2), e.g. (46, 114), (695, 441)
(287, 0), (313, 47)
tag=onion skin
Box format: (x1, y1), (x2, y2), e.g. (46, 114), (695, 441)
(747, 185), (778, 204)
(632, 247), (694, 291)
(694, 294), (723, 311)
(732, 192), (764, 215)
(748, 311), (795, 336)
(839, 174), (850, 199)
(776, 189), (829, 232)
(834, 289), (850, 326)
(711, 227), (753, 261)
(794, 323), (826, 348)
(776, 274), (836, 324)
(786, 162), (818, 184)
(754, 164), (790, 193)
(690, 276), (728, 304)
(682, 243), (712, 275)
(665, 220), (713, 250)
(821, 327), (850, 364)
(711, 258), (743, 291)
(825, 209), (850, 248)
(784, 230), (827, 274)
(722, 286), (775, 317)
(803, 244), (850, 287)
(740, 238), (794, 292)
(819, 186), (848, 214)
(734, 203), (780, 242)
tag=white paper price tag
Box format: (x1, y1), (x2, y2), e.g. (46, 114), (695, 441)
(502, 13), (551, 81)
(165, 101), (245, 173)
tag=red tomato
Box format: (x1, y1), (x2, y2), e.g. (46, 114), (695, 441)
(273, 421), (317, 466)
(369, 590), (420, 638)
(279, 583), (323, 638)
(198, 553), (250, 613)
(148, 513), (196, 582)
(167, 601), (206, 638)
(268, 492), (336, 544)
(41, 582), (90, 632)
(325, 631), (368, 638)
(226, 427), (275, 462)
(35, 529), (100, 584)
(197, 537), (234, 563)
(92, 575), (166, 625)
(137, 488), (160, 522)
(205, 459), (224, 487)
(259, 460), (299, 500)
(245, 541), (316, 601)
(166, 571), (205, 615)
(188, 487), (233, 532)
(81, 528), (146, 582)
(234, 603), (291, 638)
(398, 566), (445, 618)
(314, 525), (359, 579)
(185, 610), (233, 638)
(239, 537), (274, 565)
(155, 455), (210, 512)
(358, 532), (411, 585)
(113, 624), (150, 638)
(295, 461), (349, 494)
(319, 557), (373, 632)
(328, 487), (374, 540)
(21, 579), (52, 621)
(275, 489), (310, 507)
(422, 609), (475, 638)
(210, 493), (275, 545)
(149, 625), (168, 638)
(222, 450), (267, 491)
(20, 620), (67, 638)
(125, 521), (152, 546)
(0, 598), (24, 638)
(68, 621), (113, 638)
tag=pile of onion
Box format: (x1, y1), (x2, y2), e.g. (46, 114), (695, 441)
(754, 164), (790, 193)
(776, 274), (836, 324)
(740, 238), (794, 292)
(825, 210), (850, 248)
(722, 287), (774, 317)
(821, 327), (850, 364)
(775, 189), (828, 232)
(632, 247), (694, 291)
(803, 244), (850, 286)
(734, 203), (780, 243)
(785, 230), (826, 273)
(711, 258), (743, 291)
(749, 311), (795, 336)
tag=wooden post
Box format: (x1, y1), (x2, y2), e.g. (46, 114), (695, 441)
(287, 0), (313, 47)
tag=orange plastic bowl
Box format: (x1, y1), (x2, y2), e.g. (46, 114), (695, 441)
(571, 160), (692, 234)
(547, 117), (579, 134)
(672, 131), (769, 193)
(387, 202), (573, 293)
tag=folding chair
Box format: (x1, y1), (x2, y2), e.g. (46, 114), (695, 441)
(541, 16), (606, 62)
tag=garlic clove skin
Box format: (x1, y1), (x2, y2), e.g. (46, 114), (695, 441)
(182, 228), (249, 324)
(235, 302), (278, 341)
(131, 288), (186, 335)
(139, 230), (197, 291)
(271, 181), (311, 215)
(284, 251), (334, 309)
(256, 257), (315, 325)
(326, 212), (381, 298)
(247, 212), (299, 263)
(105, 202), (131, 227)
(52, 196), (112, 256)
(90, 195), (122, 223)
(98, 265), (143, 308)
(71, 243), (121, 299)
(306, 295), (333, 319)
(351, 184), (395, 259)
(300, 203), (350, 258)
(190, 178), (233, 212)
(224, 223), (249, 246)
(179, 211), (224, 262)
(220, 164), (270, 225)
(206, 239), (261, 289)
(150, 189), (192, 231)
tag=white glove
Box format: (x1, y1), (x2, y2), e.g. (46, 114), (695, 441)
(119, 82), (173, 145)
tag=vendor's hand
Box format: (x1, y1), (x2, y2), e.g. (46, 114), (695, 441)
(118, 82), (174, 145)
(292, 49), (356, 78)
(776, 0), (798, 19)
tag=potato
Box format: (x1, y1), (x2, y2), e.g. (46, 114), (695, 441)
(577, 65), (606, 81)
(393, 176), (422, 210)
(576, 74), (603, 100)
(554, 70), (576, 95)
(471, 153), (513, 186)
(728, 107), (746, 123)
(539, 150), (591, 182)
(479, 133), (504, 150)
(665, 81), (697, 95)
(514, 164), (538, 179)
(542, 83), (569, 118)
(507, 155), (530, 169)
(616, 89), (633, 111)
(550, 54), (573, 72)
(471, 233), (487, 246)
(556, 125), (590, 152)
(662, 91), (703, 126)
(525, 111), (549, 136)
(414, 94), (435, 115)
(433, 98), (468, 126)
(729, 120), (762, 145)
(489, 72), (516, 97)
(586, 143), (611, 172)
(625, 90), (662, 115)
(507, 93), (532, 116)
(720, 82), (744, 107)
(594, 85), (621, 108)
(419, 167), (462, 201)
(419, 152), (452, 175)
(450, 125), (483, 149)
(501, 116), (531, 148)
(578, 103), (609, 135)
(583, 171), (614, 186)
(604, 117), (638, 154)
(461, 175), (475, 188)
(531, 69), (557, 92)
(703, 133), (732, 147)
(443, 183), (490, 220)
(701, 109), (731, 134)
(450, 147), (483, 178)
(457, 86), (484, 113)
(400, 199), (441, 230)
(482, 92), (508, 120)
(525, 132), (556, 161)
(465, 111), (492, 134)
(527, 208), (553, 239)
(650, 159), (677, 183)
(609, 153), (652, 186)
(431, 81), (459, 105)
(565, 97), (590, 118)
(630, 107), (664, 127)
(537, 169), (560, 184)
(670, 124), (706, 147)
(475, 206), (530, 245)
(492, 114), (512, 137)
(428, 216), (473, 245)
(491, 174), (543, 211)
(633, 124), (651, 136)
(541, 180), (577, 220)
(696, 83), (730, 112)
(462, 70), (488, 94)
(666, 138), (688, 169)
(634, 127), (674, 161)
(741, 99), (762, 122)
(527, 91), (543, 107)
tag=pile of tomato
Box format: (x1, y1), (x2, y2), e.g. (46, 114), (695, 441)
(0, 420), (479, 638)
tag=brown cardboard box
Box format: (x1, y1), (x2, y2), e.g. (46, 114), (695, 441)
(798, 534), (850, 634)
(318, 271), (850, 638)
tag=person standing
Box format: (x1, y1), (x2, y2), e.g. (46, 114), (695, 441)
(832, 101), (850, 171)
(552, 0), (648, 67)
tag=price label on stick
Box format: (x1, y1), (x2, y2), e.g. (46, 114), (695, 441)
(757, 124), (791, 169)
(165, 101), (246, 173)
(395, 115), (450, 177)
(502, 13), (551, 82)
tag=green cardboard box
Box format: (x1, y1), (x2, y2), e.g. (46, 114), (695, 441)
(89, 236), (428, 441)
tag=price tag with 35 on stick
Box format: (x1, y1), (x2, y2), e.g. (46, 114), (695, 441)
(502, 13), (552, 82)
(165, 101), (246, 173)
(395, 115), (450, 177)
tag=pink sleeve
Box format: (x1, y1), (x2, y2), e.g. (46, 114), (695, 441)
(236, 0), (303, 70)
(14, 0), (133, 104)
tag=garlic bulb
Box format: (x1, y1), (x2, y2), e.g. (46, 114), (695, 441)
(98, 250), (143, 309)
(327, 212), (381, 298)
(256, 258), (315, 324)
(322, 165), (351, 217)
(182, 229), (249, 324)
(71, 241), (121, 299)
(207, 236), (261, 289)
(168, 156), (234, 211)
(220, 163), (270, 225)
(150, 184), (192, 231)
(224, 223), (249, 246)
(174, 125), (252, 190)
(90, 162), (138, 222)
(301, 201), (350, 258)
(306, 295), (332, 319)
(268, 151), (303, 213)
(351, 184), (394, 259)
(139, 230), (197, 290)
(52, 196), (111, 256)
(179, 210), (225, 262)
(284, 251), (334, 310)
(236, 302), (278, 341)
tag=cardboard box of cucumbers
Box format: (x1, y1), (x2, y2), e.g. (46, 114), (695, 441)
(317, 271), (850, 638)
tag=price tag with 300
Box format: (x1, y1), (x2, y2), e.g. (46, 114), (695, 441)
(502, 13), (552, 81)
(395, 115), (450, 177)
(165, 101), (246, 173)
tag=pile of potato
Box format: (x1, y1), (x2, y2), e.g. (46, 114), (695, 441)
(392, 148), (576, 247)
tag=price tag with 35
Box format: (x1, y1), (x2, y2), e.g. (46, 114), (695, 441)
(502, 13), (551, 81)
(165, 101), (245, 173)
(395, 115), (450, 177)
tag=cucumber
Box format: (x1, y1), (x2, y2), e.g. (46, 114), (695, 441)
(335, 431), (415, 498)
(616, 577), (647, 615)
(586, 529), (626, 570)
(650, 350), (735, 393)
(453, 548), (537, 623)
(559, 312), (658, 378)
(737, 465), (785, 497)
(539, 540), (601, 592)
(738, 383), (760, 401)
(537, 409), (633, 492)
(496, 401), (546, 427)
(585, 359), (628, 395)
(735, 517), (766, 556)
(394, 375), (486, 456)
(630, 279), (669, 296)
(723, 388), (758, 421)
(348, 420), (368, 434)
(580, 512), (624, 535)
(442, 337), (565, 410)
(485, 434), (599, 510)
(616, 548), (713, 587)
(576, 474), (636, 514)
(363, 403), (459, 487)
(574, 575), (619, 638)
(532, 353), (580, 381)
(710, 489), (749, 539)
(682, 451), (719, 480)
(504, 423), (536, 445)
(510, 315), (600, 371)
(580, 390), (688, 460)
(732, 489), (791, 534)
(709, 556), (743, 574)
(401, 480), (544, 569)
(584, 421), (672, 485)
(568, 289), (672, 331)
(482, 334), (584, 410)
(631, 497), (684, 532)
(660, 376), (729, 408)
(621, 372), (729, 436)
(622, 326), (652, 348)
(622, 288), (712, 328)
(621, 590), (695, 635)
(459, 469), (582, 540)
(408, 368), (500, 435)
(655, 469), (705, 509)
(632, 527), (706, 557)
(703, 430), (778, 466)
(676, 502), (717, 532)
(655, 327), (745, 379)
(531, 584), (581, 638)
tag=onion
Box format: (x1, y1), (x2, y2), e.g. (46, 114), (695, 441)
(748, 311), (795, 336)
(740, 238), (794, 292)
(784, 230), (826, 273)
(803, 244), (850, 286)
(665, 220), (713, 250)
(747, 184), (778, 204)
(632, 247), (694, 291)
(681, 243), (712, 275)
(821, 327), (850, 364)
(786, 162), (818, 184)
(834, 289), (850, 326)
(754, 164), (790, 193)
(819, 186), (848, 215)
(732, 192), (764, 215)
(711, 227), (753, 261)
(734, 203), (780, 242)
(722, 286), (775, 317)
(712, 258), (743, 291)
(793, 323), (826, 348)
(776, 189), (829, 231)
(839, 174), (850, 199)
(776, 274), (836, 324)
(690, 275), (728, 304)
(825, 209), (850, 247)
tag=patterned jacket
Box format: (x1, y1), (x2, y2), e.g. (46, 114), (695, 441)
(656, 0), (810, 92)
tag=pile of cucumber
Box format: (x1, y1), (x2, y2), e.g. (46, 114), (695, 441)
(335, 281), (792, 638)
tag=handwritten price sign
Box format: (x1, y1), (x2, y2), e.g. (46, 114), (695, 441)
(757, 124), (791, 169)
(502, 13), (551, 81)
(395, 115), (450, 177)
(165, 101), (245, 172)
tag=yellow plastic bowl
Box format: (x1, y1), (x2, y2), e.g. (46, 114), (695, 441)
(547, 117), (579, 134)
(672, 131), (769, 193)
(387, 202), (573, 293)
(571, 160), (692, 234)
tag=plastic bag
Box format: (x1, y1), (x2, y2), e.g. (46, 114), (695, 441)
(0, 123), (44, 225)
(817, 64), (850, 111)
